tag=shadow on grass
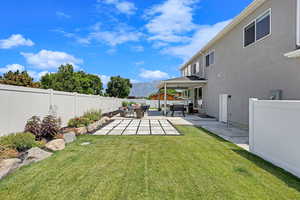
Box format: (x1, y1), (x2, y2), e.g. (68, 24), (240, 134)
(195, 126), (300, 192)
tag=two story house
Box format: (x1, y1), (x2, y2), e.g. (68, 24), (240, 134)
(159, 0), (300, 128)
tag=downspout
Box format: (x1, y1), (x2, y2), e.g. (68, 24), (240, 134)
(297, 0), (300, 48)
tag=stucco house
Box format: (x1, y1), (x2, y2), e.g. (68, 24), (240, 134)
(159, 0), (300, 128)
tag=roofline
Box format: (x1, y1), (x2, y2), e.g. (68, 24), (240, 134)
(157, 80), (207, 89)
(179, 0), (266, 70)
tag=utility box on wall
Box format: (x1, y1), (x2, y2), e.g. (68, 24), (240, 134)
(270, 90), (282, 100)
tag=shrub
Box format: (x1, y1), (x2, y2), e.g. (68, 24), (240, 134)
(83, 109), (102, 122)
(0, 132), (38, 152)
(41, 115), (61, 139)
(122, 101), (129, 107)
(25, 116), (42, 139)
(68, 117), (92, 128)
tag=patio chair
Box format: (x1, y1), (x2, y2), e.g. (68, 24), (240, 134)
(170, 105), (185, 117)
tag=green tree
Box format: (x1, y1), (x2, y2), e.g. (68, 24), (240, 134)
(40, 64), (103, 95)
(0, 70), (40, 88)
(106, 76), (132, 98)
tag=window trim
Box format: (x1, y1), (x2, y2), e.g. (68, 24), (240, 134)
(243, 8), (272, 48)
(204, 50), (215, 67)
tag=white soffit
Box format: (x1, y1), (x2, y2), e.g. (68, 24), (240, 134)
(179, 0), (267, 70)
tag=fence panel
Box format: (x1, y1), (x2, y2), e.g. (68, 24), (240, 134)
(249, 98), (300, 178)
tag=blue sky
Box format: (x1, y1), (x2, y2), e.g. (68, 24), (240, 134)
(0, 0), (253, 85)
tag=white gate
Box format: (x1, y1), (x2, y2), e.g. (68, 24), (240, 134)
(219, 94), (228, 123)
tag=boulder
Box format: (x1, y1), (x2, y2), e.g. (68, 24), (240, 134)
(63, 132), (76, 144)
(0, 158), (22, 179)
(45, 139), (65, 151)
(21, 147), (52, 166)
(87, 122), (98, 133)
(101, 116), (110, 123)
(74, 127), (87, 135)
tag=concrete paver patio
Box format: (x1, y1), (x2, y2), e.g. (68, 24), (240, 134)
(94, 119), (181, 136)
(110, 111), (249, 150)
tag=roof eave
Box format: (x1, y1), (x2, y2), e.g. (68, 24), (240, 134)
(179, 0), (266, 71)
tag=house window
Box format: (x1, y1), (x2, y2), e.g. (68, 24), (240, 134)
(192, 64), (197, 74)
(244, 22), (255, 47)
(244, 9), (271, 47)
(256, 11), (271, 40)
(205, 51), (215, 67)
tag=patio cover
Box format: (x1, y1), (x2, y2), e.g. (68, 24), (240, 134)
(157, 76), (207, 89)
(157, 76), (207, 115)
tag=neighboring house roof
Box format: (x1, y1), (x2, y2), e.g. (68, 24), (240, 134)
(180, 0), (266, 70)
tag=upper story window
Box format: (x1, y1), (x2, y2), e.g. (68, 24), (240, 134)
(192, 64), (197, 74)
(205, 51), (215, 67)
(244, 9), (271, 47)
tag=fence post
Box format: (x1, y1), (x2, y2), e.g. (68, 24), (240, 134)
(249, 98), (258, 152)
(74, 92), (78, 117)
(48, 89), (54, 116)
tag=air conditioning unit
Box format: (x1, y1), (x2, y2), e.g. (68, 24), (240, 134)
(269, 90), (282, 100)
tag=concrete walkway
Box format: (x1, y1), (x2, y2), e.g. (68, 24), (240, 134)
(112, 111), (249, 150)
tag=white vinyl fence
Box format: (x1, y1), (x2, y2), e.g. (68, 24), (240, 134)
(0, 84), (185, 136)
(0, 84), (127, 136)
(249, 98), (300, 178)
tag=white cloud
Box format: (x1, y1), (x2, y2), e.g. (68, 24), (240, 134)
(0, 34), (34, 49)
(55, 23), (142, 47)
(131, 45), (144, 52)
(106, 48), (117, 54)
(101, 0), (136, 15)
(52, 29), (90, 45)
(145, 0), (198, 43)
(0, 64), (25, 73)
(28, 70), (49, 80)
(98, 74), (111, 85)
(130, 79), (140, 83)
(135, 61), (145, 66)
(139, 69), (169, 80)
(163, 20), (231, 60)
(21, 49), (83, 70)
(89, 28), (142, 46)
(56, 11), (71, 19)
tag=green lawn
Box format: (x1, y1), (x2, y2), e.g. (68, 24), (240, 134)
(1, 126), (300, 200)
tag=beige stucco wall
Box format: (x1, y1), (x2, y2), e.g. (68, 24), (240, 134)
(184, 0), (300, 127)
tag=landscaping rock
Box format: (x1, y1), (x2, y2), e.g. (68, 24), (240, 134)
(101, 116), (110, 123)
(21, 147), (52, 166)
(0, 158), (22, 179)
(74, 127), (87, 135)
(63, 132), (76, 144)
(87, 122), (98, 132)
(45, 139), (65, 151)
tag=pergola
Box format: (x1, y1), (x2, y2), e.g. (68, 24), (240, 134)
(157, 76), (207, 115)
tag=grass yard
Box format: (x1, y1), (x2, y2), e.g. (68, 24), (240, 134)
(0, 126), (300, 200)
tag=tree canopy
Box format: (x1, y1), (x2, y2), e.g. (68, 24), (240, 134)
(106, 76), (132, 98)
(40, 64), (103, 95)
(0, 70), (40, 88)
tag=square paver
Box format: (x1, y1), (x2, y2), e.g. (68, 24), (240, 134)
(137, 130), (151, 135)
(165, 131), (180, 135)
(122, 130), (137, 135)
(109, 130), (124, 135)
(94, 129), (110, 135)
